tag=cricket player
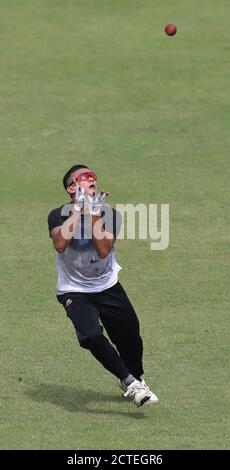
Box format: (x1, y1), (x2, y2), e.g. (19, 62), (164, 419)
(48, 165), (159, 407)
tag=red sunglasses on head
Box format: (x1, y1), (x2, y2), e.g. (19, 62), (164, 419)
(72, 171), (97, 184)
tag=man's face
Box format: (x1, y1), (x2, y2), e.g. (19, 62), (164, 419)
(66, 168), (97, 196)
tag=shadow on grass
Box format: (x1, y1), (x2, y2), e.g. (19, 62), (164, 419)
(25, 383), (146, 419)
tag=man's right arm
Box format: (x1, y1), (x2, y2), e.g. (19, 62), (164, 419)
(51, 210), (81, 254)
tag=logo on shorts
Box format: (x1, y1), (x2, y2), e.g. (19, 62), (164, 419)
(65, 298), (73, 307)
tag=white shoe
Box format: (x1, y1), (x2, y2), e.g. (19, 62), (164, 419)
(118, 379), (159, 404)
(122, 380), (151, 407)
(141, 380), (159, 404)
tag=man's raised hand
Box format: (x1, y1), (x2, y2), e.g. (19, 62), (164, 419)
(73, 185), (85, 212)
(87, 191), (110, 216)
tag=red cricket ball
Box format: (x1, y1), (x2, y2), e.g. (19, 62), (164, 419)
(165, 24), (177, 36)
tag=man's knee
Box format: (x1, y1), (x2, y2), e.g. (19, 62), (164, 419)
(78, 331), (104, 350)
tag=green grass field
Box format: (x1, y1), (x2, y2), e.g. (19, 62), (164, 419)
(0, 0), (229, 450)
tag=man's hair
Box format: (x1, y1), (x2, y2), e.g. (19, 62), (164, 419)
(63, 164), (89, 190)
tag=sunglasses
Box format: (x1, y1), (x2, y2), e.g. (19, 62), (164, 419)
(70, 171), (97, 185)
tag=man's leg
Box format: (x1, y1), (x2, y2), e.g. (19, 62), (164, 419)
(93, 282), (144, 380)
(57, 293), (130, 380)
(93, 284), (159, 404)
(57, 291), (152, 407)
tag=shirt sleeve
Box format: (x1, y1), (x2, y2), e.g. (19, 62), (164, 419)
(112, 208), (122, 238)
(47, 206), (67, 237)
(102, 206), (122, 238)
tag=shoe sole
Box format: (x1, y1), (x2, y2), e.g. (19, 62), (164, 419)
(121, 392), (151, 407)
(138, 395), (152, 407)
(145, 398), (159, 404)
